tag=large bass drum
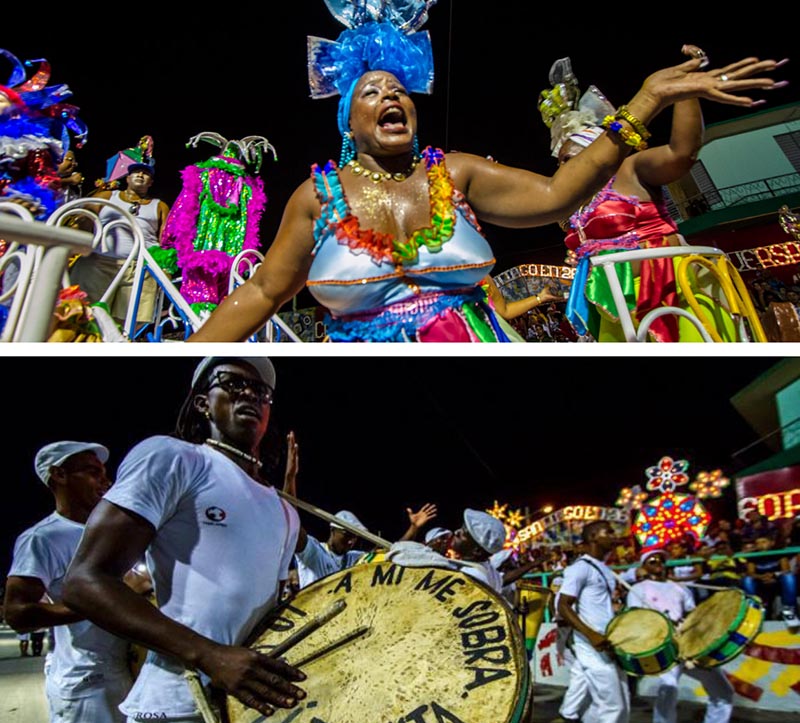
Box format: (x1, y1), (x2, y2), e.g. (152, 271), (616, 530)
(677, 588), (764, 668)
(225, 562), (532, 723)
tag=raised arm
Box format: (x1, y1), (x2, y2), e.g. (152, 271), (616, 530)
(187, 180), (320, 342)
(485, 277), (562, 320)
(282, 430), (308, 553)
(398, 503), (438, 542)
(450, 54), (785, 229)
(62, 500), (305, 717)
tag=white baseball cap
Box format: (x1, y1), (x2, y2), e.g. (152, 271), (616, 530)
(464, 509), (506, 555)
(424, 527), (452, 544)
(192, 357), (276, 390)
(330, 510), (369, 533)
(34, 441), (109, 485)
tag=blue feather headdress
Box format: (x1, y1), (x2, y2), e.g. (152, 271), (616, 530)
(308, 0), (437, 163)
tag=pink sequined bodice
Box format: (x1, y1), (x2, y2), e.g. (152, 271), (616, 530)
(564, 179), (679, 251)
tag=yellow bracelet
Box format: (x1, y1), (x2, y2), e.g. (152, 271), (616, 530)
(616, 105), (651, 140)
(602, 115), (649, 152)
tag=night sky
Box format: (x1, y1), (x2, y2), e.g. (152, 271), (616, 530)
(4, 2), (797, 280)
(0, 352), (784, 580)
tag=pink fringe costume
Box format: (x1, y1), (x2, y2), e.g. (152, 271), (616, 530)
(161, 151), (266, 310)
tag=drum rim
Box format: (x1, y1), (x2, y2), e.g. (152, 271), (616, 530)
(606, 606), (676, 660)
(678, 589), (763, 663)
(229, 563), (532, 723)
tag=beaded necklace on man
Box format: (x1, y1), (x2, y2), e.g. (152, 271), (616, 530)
(204, 438), (262, 470)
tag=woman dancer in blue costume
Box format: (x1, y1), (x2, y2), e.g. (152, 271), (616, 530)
(188, 1), (786, 343)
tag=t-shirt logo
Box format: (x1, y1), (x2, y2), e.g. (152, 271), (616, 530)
(205, 507), (227, 523)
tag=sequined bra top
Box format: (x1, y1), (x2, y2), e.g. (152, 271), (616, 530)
(564, 178), (679, 252)
(306, 147), (496, 317)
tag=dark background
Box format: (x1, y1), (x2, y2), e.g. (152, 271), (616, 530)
(0, 353), (784, 579)
(4, 1), (797, 300)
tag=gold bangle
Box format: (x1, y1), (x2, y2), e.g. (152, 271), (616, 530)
(602, 115), (649, 152)
(616, 105), (651, 140)
(535, 294), (541, 304)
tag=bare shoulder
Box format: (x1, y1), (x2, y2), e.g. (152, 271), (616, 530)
(286, 177), (322, 220)
(445, 151), (501, 188)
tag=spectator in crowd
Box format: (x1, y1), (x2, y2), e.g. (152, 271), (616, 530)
(743, 535), (799, 625)
(705, 539), (746, 590)
(666, 538), (704, 601)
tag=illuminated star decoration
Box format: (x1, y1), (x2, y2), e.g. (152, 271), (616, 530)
(690, 469), (730, 499)
(645, 456), (690, 493)
(616, 485), (648, 512)
(488, 501), (508, 521)
(488, 502), (525, 551)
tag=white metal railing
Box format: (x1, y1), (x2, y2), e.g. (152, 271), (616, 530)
(589, 243), (767, 342)
(0, 202), (94, 342)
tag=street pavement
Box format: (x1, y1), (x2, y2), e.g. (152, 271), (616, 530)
(1, 625), (48, 723)
(1, 624), (798, 723)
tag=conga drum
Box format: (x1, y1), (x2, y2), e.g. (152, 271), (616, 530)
(677, 588), (764, 668)
(605, 607), (679, 676)
(224, 562), (532, 723)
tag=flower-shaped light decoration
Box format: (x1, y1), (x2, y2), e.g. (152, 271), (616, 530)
(616, 485), (648, 512)
(645, 456), (691, 494)
(632, 492), (711, 549)
(690, 469), (731, 499)
(488, 501), (508, 521)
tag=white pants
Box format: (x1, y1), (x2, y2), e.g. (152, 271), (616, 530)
(47, 675), (131, 723)
(572, 635), (630, 723)
(653, 663), (733, 723)
(558, 627), (590, 720)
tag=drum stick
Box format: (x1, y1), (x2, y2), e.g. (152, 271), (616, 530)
(277, 490), (393, 549)
(184, 670), (220, 723)
(684, 582), (734, 592)
(260, 599), (348, 659)
(183, 600), (348, 723)
(291, 625), (371, 667)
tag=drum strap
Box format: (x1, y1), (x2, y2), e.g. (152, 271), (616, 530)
(579, 557), (614, 599)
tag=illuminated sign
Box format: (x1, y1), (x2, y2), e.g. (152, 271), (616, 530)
(735, 465), (800, 520)
(517, 505), (628, 543)
(494, 264), (577, 286)
(738, 488), (800, 520)
(729, 241), (800, 272)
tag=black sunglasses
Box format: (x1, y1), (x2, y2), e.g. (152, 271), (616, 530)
(207, 371), (273, 405)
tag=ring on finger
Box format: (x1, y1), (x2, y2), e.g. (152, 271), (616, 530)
(720, 74), (730, 82)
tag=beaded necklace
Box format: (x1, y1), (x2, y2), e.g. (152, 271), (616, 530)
(205, 438), (262, 469)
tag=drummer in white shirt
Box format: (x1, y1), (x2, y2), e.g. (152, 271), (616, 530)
(627, 548), (734, 723)
(556, 520), (629, 723)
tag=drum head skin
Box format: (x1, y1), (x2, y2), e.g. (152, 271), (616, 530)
(226, 563), (531, 723)
(607, 608), (671, 654)
(678, 589), (764, 667)
(606, 608), (678, 676)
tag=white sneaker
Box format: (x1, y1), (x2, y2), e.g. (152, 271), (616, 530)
(781, 607), (800, 627)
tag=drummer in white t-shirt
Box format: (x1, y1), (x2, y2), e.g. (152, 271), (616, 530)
(557, 520), (630, 723)
(62, 357), (307, 722)
(627, 548), (734, 723)
(4, 441), (137, 723)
